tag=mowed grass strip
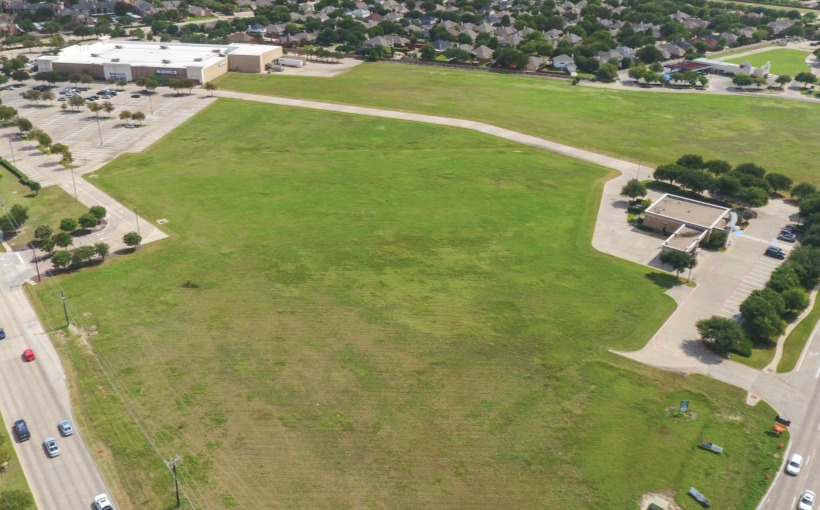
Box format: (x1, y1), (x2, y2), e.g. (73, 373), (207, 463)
(0, 172), (88, 251)
(31, 100), (782, 509)
(216, 63), (820, 184)
(724, 48), (812, 77)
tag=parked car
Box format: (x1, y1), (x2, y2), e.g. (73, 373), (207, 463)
(778, 231), (797, 242)
(0, 328), (5, 340)
(94, 493), (114, 510)
(787, 453), (804, 475)
(765, 246), (787, 259)
(130, 94), (141, 99)
(23, 349), (35, 362)
(43, 437), (60, 457)
(58, 419), (73, 437)
(799, 490), (816, 510)
(13, 420), (30, 442)
(784, 224), (803, 235)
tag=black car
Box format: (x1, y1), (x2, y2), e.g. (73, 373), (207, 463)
(765, 246), (787, 259)
(0, 328), (5, 340)
(13, 420), (30, 442)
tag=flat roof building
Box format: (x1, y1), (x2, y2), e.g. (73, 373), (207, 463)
(643, 193), (736, 253)
(36, 38), (283, 84)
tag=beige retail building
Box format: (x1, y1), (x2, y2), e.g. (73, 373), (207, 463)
(36, 38), (282, 84)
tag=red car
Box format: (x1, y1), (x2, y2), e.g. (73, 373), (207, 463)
(22, 349), (35, 362)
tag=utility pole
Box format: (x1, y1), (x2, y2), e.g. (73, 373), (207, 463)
(30, 244), (40, 282)
(135, 208), (141, 237)
(8, 140), (15, 163)
(165, 455), (182, 508)
(60, 290), (69, 326)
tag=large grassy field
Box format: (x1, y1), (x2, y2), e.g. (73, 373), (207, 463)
(216, 63), (820, 184)
(724, 48), (812, 76)
(28, 100), (785, 509)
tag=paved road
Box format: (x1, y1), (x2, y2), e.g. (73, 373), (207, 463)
(0, 253), (108, 508)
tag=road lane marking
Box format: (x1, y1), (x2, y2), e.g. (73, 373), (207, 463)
(815, 365), (820, 379)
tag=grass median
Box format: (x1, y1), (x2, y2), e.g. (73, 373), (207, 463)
(29, 100), (785, 509)
(216, 63), (820, 185)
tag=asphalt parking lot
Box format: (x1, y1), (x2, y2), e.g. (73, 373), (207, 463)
(0, 80), (213, 182)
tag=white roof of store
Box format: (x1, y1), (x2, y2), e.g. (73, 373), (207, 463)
(50, 39), (273, 69)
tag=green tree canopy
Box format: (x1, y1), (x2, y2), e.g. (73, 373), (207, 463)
(659, 249), (696, 280)
(620, 178), (647, 200)
(696, 316), (746, 355)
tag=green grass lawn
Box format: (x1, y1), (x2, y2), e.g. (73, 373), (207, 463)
(215, 63), (820, 185)
(0, 407), (33, 503)
(710, 43), (776, 59)
(777, 297), (820, 372)
(0, 170), (88, 251)
(724, 48), (812, 77)
(29, 100), (784, 509)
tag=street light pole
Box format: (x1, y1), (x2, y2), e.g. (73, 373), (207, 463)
(30, 244), (40, 282)
(8, 140), (15, 163)
(96, 116), (103, 146)
(60, 290), (69, 327)
(135, 208), (141, 237)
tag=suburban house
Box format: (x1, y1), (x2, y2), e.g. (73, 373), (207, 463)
(552, 54), (574, 69)
(643, 194), (736, 253)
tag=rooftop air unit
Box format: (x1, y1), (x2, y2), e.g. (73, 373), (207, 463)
(212, 49), (220, 53)
(162, 59), (171, 64)
(160, 45), (169, 49)
(90, 53), (99, 57)
(115, 45), (122, 49)
(193, 57), (202, 62)
(111, 58), (120, 62)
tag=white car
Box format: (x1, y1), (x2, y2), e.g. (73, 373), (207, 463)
(94, 493), (114, 510)
(787, 453), (804, 475)
(43, 437), (59, 458)
(799, 490), (816, 510)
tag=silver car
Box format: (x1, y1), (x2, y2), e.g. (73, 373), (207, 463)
(43, 437), (60, 458)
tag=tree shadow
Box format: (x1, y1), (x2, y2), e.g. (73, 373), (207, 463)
(644, 272), (679, 289)
(681, 339), (724, 366)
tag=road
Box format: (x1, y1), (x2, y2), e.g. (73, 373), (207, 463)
(0, 252), (108, 509)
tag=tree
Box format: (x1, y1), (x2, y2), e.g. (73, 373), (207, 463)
(765, 173), (793, 195)
(795, 71), (817, 88)
(0, 106), (18, 124)
(732, 74), (753, 88)
(80, 74), (94, 87)
(101, 101), (115, 117)
(676, 154), (704, 169)
(776, 74), (792, 87)
(636, 45), (663, 63)
(653, 163), (685, 184)
(782, 287), (809, 313)
(704, 159), (731, 175)
(93, 242), (110, 261)
(595, 62), (618, 82)
(119, 110), (132, 123)
(123, 231), (142, 248)
(59, 218), (77, 232)
(792, 182), (817, 199)
(696, 316), (746, 354)
(68, 95), (85, 111)
(89, 206), (106, 221)
(71, 245), (96, 266)
(735, 162), (766, 178)
(34, 224), (53, 242)
(767, 265), (801, 293)
(35, 131), (51, 150)
(78, 213), (98, 230)
(53, 231), (73, 248)
(41, 91), (55, 105)
(492, 47), (528, 68)
(23, 90), (41, 105)
(737, 187), (769, 208)
(131, 111), (145, 125)
(15, 118), (32, 136)
(9, 205), (27, 226)
(0, 489), (34, 510)
(659, 249), (697, 280)
(50, 143), (68, 156)
(11, 70), (29, 83)
(204, 82), (217, 96)
(51, 250), (72, 269)
(678, 170), (714, 194)
(740, 292), (786, 342)
(620, 178), (647, 200)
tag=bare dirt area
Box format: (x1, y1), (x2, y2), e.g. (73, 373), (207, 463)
(638, 491), (681, 510)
